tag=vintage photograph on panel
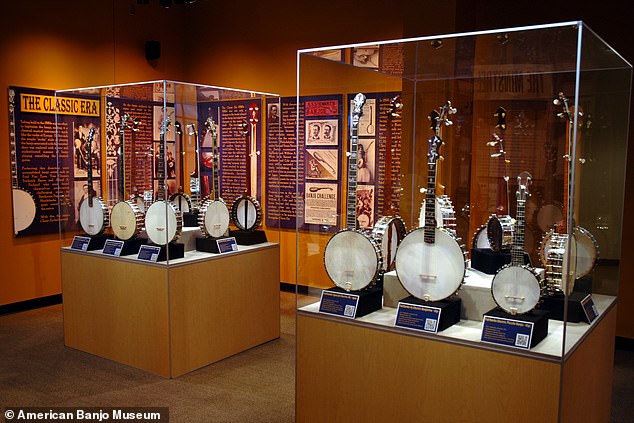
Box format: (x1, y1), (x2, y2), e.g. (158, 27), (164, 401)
(356, 184), (375, 229)
(312, 49), (343, 62)
(73, 123), (101, 178)
(356, 138), (376, 184)
(304, 182), (338, 226)
(267, 103), (280, 125)
(350, 98), (376, 137)
(353, 45), (380, 69)
(305, 149), (338, 180)
(306, 119), (338, 146)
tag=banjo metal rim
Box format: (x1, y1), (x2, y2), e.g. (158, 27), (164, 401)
(169, 192), (192, 213)
(486, 214), (514, 252)
(371, 215), (407, 271)
(230, 195), (262, 231)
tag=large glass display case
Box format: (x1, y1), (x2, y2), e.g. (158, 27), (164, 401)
(50, 81), (281, 377)
(296, 21), (631, 420)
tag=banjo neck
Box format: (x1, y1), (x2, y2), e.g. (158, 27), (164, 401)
(86, 127), (96, 207)
(175, 121), (185, 193)
(383, 95), (402, 216)
(554, 92), (582, 235)
(511, 172), (531, 266)
(490, 106), (510, 214)
(346, 93), (366, 230)
(424, 101), (456, 244)
(156, 117), (170, 201)
(204, 117), (220, 200)
(239, 118), (251, 197)
(187, 123), (201, 204)
(118, 114), (129, 200)
(248, 103), (260, 198)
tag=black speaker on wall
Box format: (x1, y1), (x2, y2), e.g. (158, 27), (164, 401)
(145, 40), (161, 61)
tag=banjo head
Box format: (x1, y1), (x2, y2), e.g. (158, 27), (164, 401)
(395, 227), (466, 301)
(231, 195), (262, 231)
(573, 226), (599, 278)
(145, 200), (182, 245)
(79, 197), (108, 236)
(170, 192), (192, 213)
(371, 215), (407, 271)
(12, 188), (36, 233)
(486, 214), (514, 252)
(199, 198), (230, 238)
(324, 229), (382, 292)
(491, 264), (542, 315)
(472, 224), (491, 249)
(110, 201), (143, 240)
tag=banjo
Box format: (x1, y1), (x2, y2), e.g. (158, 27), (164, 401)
(324, 93), (383, 292)
(485, 107), (514, 252)
(371, 95), (407, 271)
(395, 102), (466, 302)
(169, 121), (192, 213)
(79, 127), (109, 236)
(198, 117), (231, 238)
(145, 117), (182, 245)
(230, 108), (263, 231)
(8, 88), (37, 234)
(491, 172), (543, 315)
(539, 92), (599, 293)
(186, 122), (202, 210)
(110, 113), (144, 241)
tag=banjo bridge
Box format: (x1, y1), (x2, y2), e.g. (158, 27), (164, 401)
(119, 225), (127, 230)
(156, 227), (165, 232)
(419, 274), (437, 281)
(504, 295), (525, 302)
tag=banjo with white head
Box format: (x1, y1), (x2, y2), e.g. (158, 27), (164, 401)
(231, 109), (263, 231)
(371, 95), (406, 271)
(145, 117), (182, 245)
(199, 117), (231, 238)
(485, 106), (515, 252)
(8, 89), (37, 234)
(169, 121), (192, 213)
(491, 172), (543, 315)
(395, 102), (466, 301)
(540, 92), (598, 293)
(324, 93), (383, 292)
(79, 127), (109, 236)
(110, 113), (144, 240)
(187, 122), (202, 210)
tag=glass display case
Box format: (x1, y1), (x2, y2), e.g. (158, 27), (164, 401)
(53, 80), (281, 261)
(296, 22), (631, 421)
(49, 80), (281, 377)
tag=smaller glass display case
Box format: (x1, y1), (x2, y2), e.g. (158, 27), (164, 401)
(52, 80), (281, 263)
